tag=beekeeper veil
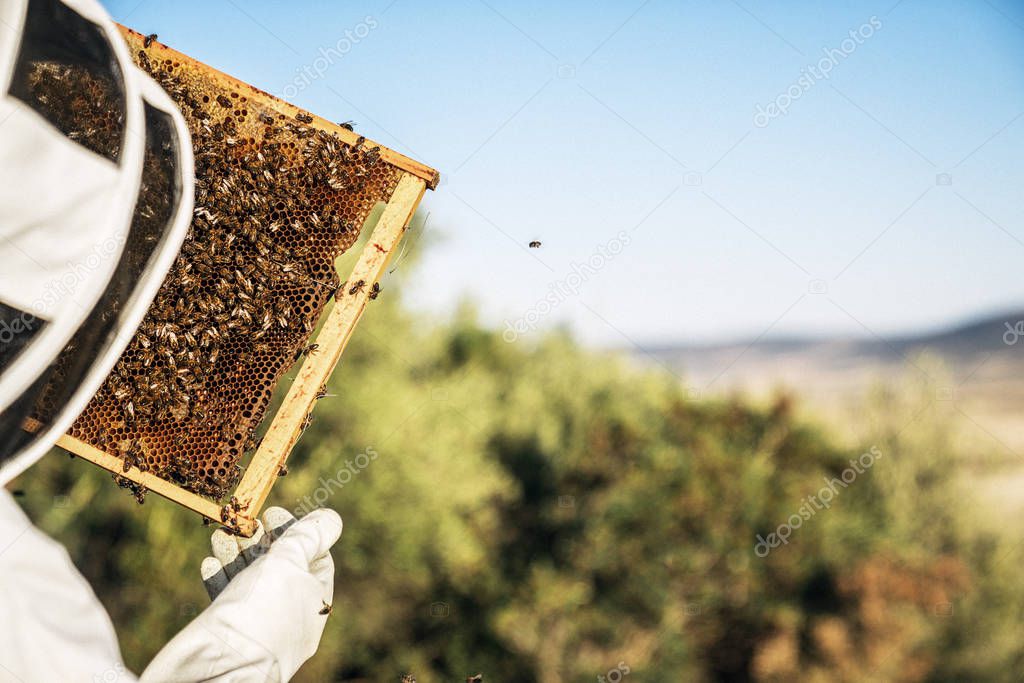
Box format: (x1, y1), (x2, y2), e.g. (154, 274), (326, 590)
(0, 0), (193, 484)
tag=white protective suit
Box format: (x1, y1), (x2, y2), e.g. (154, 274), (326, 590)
(0, 489), (343, 682)
(0, 0), (345, 680)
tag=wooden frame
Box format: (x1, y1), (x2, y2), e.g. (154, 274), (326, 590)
(47, 28), (437, 536)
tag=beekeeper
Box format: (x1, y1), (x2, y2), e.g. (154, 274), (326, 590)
(0, 0), (342, 680)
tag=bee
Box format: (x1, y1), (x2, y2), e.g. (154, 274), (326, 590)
(296, 112), (313, 124)
(216, 94), (232, 108)
(319, 601), (333, 616)
(258, 112), (275, 125)
(143, 33), (158, 48)
(348, 279), (365, 295)
(368, 282), (381, 300)
(297, 343), (319, 359)
(338, 120), (355, 130)
(278, 464), (289, 477)
(529, 240), (542, 248)
(230, 496), (242, 512)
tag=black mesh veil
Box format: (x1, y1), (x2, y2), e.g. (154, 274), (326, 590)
(0, 0), (189, 473)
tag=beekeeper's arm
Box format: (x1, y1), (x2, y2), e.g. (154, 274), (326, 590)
(0, 488), (136, 683)
(0, 489), (340, 683)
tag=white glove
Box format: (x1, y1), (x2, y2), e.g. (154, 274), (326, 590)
(141, 507), (342, 683)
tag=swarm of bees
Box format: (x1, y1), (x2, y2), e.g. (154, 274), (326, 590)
(32, 38), (402, 503)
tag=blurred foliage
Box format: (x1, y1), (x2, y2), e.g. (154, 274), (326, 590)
(12, 233), (1024, 681)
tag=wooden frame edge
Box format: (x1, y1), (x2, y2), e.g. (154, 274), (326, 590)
(25, 418), (226, 521)
(230, 173), (426, 533)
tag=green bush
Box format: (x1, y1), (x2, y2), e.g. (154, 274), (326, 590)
(13, 263), (1024, 682)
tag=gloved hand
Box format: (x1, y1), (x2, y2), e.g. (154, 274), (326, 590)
(141, 506), (342, 683)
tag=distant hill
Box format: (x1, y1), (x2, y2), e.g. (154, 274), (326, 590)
(637, 309), (1024, 389)
(641, 310), (1024, 373)
(633, 310), (1024, 449)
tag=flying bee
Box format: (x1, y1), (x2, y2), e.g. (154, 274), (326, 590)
(143, 33), (157, 48)
(529, 240), (542, 248)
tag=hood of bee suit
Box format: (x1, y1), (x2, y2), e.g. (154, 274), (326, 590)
(0, 0), (194, 485)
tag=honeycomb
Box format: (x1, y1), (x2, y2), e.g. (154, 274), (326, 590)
(32, 35), (402, 501)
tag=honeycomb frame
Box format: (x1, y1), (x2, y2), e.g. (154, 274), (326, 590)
(48, 27), (436, 536)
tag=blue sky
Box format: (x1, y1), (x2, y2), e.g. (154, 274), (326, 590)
(106, 0), (1024, 346)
